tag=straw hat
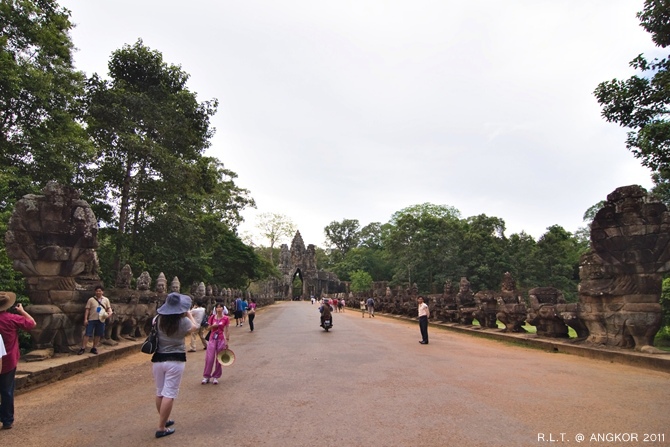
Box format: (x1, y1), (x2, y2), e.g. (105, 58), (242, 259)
(0, 292), (17, 312)
(157, 293), (192, 315)
(217, 348), (235, 367)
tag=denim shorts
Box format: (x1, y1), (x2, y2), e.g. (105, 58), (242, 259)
(85, 320), (105, 337)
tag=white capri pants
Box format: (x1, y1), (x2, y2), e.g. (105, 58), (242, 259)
(152, 361), (186, 399)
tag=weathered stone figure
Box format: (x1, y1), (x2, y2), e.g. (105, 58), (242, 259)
(579, 185), (669, 352)
(155, 272), (167, 293)
(473, 290), (498, 328)
(4, 182), (99, 353)
(136, 271), (151, 291)
(436, 280), (459, 323)
(170, 276), (181, 293)
(456, 277), (477, 325)
(495, 272), (527, 333)
(116, 264), (132, 289)
(527, 287), (569, 338)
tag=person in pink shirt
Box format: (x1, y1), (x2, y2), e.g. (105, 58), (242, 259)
(201, 303), (230, 385)
(0, 292), (36, 429)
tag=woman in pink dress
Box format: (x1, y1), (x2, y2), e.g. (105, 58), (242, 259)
(201, 303), (230, 385)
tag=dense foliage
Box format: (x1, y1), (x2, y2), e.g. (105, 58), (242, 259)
(0, 4), (265, 293)
(323, 206), (588, 301)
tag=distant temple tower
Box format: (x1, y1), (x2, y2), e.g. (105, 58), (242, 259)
(274, 231), (343, 300)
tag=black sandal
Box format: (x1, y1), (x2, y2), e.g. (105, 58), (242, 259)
(155, 428), (175, 438)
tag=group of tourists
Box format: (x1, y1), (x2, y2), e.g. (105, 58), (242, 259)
(149, 293), (257, 438)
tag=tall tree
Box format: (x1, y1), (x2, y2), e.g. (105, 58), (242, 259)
(324, 218), (361, 255)
(85, 39), (218, 272)
(385, 203), (463, 290)
(594, 0), (670, 171)
(528, 225), (588, 301)
(255, 212), (296, 265)
(349, 269), (373, 294)
(458, 214), (509, 291)
(0, 0), (91, 205)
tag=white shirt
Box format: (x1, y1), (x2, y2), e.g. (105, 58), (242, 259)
(0, 333), (6, 358)
(418, 302), (429, 318)
(191, 306), (206, 324)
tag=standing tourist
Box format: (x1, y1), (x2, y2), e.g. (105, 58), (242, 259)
(366, 297), (375, 318)
(247, 299), (257, 332)
(0, 292), (36, 430)
(77, 285), (113, 355)
(360, 298), (366, 318)
(201, 303), (230, 385)
(189, 302), (207, 352)
(152, 292), (198, 438)
(418, 296), (429, 345)
(340, 298), (345, 312)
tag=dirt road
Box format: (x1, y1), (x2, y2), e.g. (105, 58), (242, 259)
(3, 301), (670, 446)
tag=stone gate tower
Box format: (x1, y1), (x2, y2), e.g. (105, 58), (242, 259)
(274, 231), (343, 300)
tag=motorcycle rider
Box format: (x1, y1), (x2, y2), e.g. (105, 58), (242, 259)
(319, 298), (333, 328)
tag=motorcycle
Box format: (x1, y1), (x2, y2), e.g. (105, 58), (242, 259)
(321, 317), (332, 332)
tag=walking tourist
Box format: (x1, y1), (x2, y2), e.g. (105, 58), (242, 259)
(242, 297), (249, 324)
(202, 303), (230, 385)
(418, 296), (429, 345)
(340, 298), (345, 312)
(189, 302), (207, 352)
(360, 298), (366, 318)
(0, 292), (36, 430)
(151, 292), (198, 438)
(247, 299), (257, 332)
(366, 297), (375, 318)
(78, 285), (113, 355)
(234, 296), (243, 327)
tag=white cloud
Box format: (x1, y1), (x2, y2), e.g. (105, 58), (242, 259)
(61, 0), (656, 246)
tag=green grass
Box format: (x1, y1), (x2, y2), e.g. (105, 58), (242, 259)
(471, 319), (578, 338)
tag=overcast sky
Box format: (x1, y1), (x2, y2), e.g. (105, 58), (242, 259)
(60, 0), (657, 248)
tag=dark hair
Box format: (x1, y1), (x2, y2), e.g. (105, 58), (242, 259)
(95, 285), (104, 291)
(158, 314), (182, 336)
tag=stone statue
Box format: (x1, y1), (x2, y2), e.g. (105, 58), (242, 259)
(136, 271), (151, 291)
(474, 290), (498, 328)
(456, 277), (477, 325)
(155, 273), (167, 293)
(579, 185), (670, 352)
(170, 276), (181, 293)
(116, 264), (132, 289)
(194, 282), (206, 300)
(4, 182), (99, 354)
(527, 287), (569, 338)
(437, 280), (459, 323)
(496, 272), (527, 333)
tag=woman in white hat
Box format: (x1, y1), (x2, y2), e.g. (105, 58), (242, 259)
(152, 293), (198, 439)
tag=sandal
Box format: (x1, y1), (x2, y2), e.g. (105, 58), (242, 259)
(166, 420), (174, 427)
(155, 428), (175, 438)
